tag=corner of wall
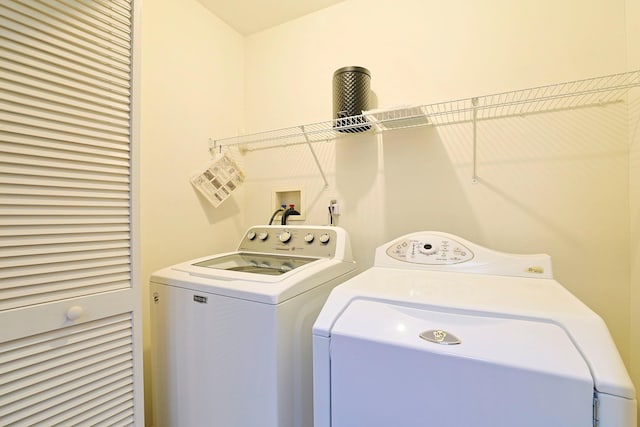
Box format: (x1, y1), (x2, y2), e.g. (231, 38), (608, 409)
(625, 0), (640, 417)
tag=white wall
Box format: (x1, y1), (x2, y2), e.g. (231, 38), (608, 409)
(241, 0), (634, 375)
(627, 0), (640, 418)
(139, 0), (639, 423)
(139, 0), (244, 424)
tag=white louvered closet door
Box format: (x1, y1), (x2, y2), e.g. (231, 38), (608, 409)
(0, 0), (142, 425)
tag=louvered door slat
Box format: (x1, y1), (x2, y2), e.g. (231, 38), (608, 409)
(3, 100), (130, 136)
(2, 116), (131, 145)
(0, 208), (130, 218)
(1, 153), (129, 175)
(1, 240), (129, 256)
(0, 275), (130, 308)
(3, 352), (132, 397)
(0, 16), (130, 75)
(1, 215), (129, 226)
(1, 0), (139, 423)
(0, 264), (130, 293)
(97, 0), (131, 13)
(1, 318), (132, 377)
(0, 313), (135, 425)
(1, 70), (130, 112)
(70, 399), (134, 427)
(2, 47), (130, 95)
(1, 2), (131, 62)
(58, 0), (132, 27)
(0, 163), (130, 184)
(3, 247), (131, 268)
(1, 256), (132, 280)
(51, 390), (135, 427)
(2, 220), (130, 233)
(1, 196), (130, 209)
(1, 59), (131, 104)
(29, 0), (131, 43)
(0, 141), (129, 163)
(2, 175), (130, 192)
(2, 364), (133, 416)
(1, 36), (131, 88)
(4, 370), (133, 425)
(1, 185), (130, 200)
(0, 80), (131, 120)
(2, 232), (130, 249)
(2, 311), (131, 352)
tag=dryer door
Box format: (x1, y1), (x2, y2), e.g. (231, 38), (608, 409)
(329, 300), (594, 427)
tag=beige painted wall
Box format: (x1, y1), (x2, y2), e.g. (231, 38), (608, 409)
(627, 0), (640, 419)
(139, 0), (244, 424)
(139, 0), (639, 423)
(241, 0), (634, 375)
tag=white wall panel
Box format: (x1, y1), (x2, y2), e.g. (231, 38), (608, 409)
(242, 0), (633, 368)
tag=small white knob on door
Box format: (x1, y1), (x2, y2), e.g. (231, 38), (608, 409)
(66, 305), (84, 321)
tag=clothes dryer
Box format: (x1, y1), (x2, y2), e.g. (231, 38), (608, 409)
(150, 225), (357, 427)
(313, 231), (636, 427)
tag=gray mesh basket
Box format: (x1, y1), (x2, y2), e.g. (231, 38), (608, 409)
(333, 66), (371, 133)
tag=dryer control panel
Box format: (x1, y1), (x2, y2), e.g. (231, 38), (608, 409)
(377, 231), (553, 278)
(386, 236), (474, 265)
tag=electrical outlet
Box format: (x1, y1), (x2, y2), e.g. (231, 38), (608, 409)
(330, 199), (340, 215)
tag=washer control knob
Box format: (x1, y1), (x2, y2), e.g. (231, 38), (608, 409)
(319, 233), (330, 244)
(247, 231), (256, 240)
(304, 233), (315, 243)
(418, 242), (438, 255)
(279, 231), (292, 243)
(258, 231), (269, 241)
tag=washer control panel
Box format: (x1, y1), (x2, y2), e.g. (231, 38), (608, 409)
(238, 226), (337, 258)
(386, 236), (474, 265)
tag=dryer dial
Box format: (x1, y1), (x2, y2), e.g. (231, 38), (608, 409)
(258, 231), (269, 241)
(319, 233), (331, 244)
(418, 242), (439, 255)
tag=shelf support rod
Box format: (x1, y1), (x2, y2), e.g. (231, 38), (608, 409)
(471, 97), (479, 184)
(301, 125), (329, 188)
(208, 138), (218, 156)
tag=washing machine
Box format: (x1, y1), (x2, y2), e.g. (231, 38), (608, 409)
(313, 231), (636, 427)
(150, 225), (357, 427)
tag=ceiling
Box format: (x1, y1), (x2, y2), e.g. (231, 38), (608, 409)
(197, 0), (346, 35)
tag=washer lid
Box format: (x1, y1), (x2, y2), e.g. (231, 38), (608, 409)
(314, 267), (636, 399)
(328, 299), (596, 427)
(331, 299), (593, 384)
(191, 252), (319, 276)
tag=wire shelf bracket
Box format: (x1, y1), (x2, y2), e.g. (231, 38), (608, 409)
(301, 125), (329, 188)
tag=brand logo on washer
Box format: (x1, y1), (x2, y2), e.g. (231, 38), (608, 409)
(193, 295), (208, 304)
(419, 329), (461, 345)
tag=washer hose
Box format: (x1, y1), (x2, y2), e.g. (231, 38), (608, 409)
(281, 205), (300, 225)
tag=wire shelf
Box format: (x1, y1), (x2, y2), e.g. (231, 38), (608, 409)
(213, 70), (640, 150)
